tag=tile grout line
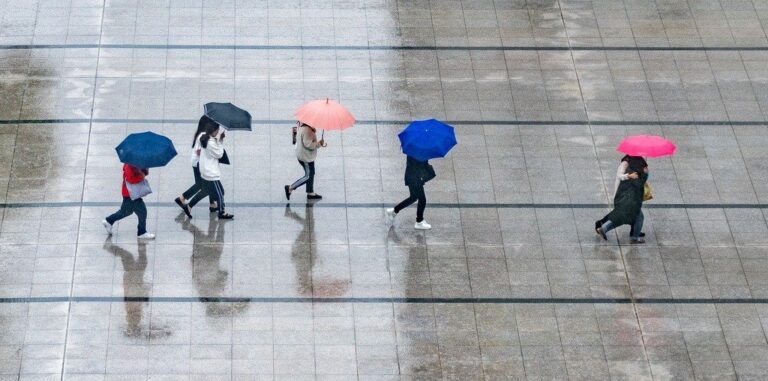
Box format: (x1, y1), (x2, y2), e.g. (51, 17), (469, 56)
(58, 1), (108, 379)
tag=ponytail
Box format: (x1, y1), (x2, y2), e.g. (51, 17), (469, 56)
(200, 122), (219, 149)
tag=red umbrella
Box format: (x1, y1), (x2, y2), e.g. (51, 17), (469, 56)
(616, 135), (676, 158)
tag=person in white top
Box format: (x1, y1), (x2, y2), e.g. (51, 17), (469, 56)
(175, 116), (218, 218)
(198, 122), (233, 219)
(284, 122), (325, 201)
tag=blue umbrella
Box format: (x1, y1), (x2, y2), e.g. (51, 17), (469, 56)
(115, 131), (177, 169)
(398, 119), (457, 161)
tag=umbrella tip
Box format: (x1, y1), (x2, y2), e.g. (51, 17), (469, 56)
(326, 97), (329, 104)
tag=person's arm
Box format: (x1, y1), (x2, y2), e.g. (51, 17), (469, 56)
(616, 161), (629, 181)
(124, 165), (145, 184)
(302, 129), (321, 149)
(205, 136), (224, 159)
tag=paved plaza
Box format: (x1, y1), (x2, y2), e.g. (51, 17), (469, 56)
(3, 0), (768, 379)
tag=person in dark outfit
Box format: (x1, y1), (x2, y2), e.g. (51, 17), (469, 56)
(596, 155), (649, 239)
(595, 156), (648, 244)
(175, 116), (218, 218)
(386, 156), (436, 230)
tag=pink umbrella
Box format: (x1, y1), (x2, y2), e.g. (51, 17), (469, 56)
(294, 98), (356, 133)
(616, 135), (676, 158)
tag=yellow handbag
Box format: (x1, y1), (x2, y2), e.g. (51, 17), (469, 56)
(643, 182), (653, 201)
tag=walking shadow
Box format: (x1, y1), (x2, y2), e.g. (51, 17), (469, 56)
(179, 216), (247, 316)
(285, 204), (349, 297)
(103, 238), (171, 339)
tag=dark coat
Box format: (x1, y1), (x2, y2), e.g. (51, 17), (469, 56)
(404, 156), (434, 186)
(606, 172), (647, 226)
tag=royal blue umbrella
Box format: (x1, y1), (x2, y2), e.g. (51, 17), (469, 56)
(398, 119), (457, 161)
(115, 131), (177, 168)
(204, 102), (252, 131)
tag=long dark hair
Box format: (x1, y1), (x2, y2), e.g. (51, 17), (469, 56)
(199, 122), (219, 149)
(194, 116), (217, 147)
(621, 155), (648, 173)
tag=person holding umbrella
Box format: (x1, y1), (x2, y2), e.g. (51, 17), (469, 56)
(198, 122), (234, 219)
(285, 122), (325, 200)
(174, 115), (219, 217)
(102, 131), (178, 239)
(386, 119), (457, 230)
(596, 135), (675, 243)
(284, 99), (355, 201)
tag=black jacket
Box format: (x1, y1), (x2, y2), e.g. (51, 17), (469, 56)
(404, 156), (435, 186)
(606, 172), (647, 226)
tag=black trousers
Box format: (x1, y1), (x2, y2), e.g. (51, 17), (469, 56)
(394, 184), (426, 222)
(106, 197), (147, 235)
(181, 165), (214, 207)
(290, 160), (315, 193)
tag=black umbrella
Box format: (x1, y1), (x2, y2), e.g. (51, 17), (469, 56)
(204, 102), (252, 131)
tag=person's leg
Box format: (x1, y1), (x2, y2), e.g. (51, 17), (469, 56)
(134, 198), (147, 236)
(306, 161), (315, 194)
(394, 185), (419, 213)
(600, 220), (616, 234)
(106, 197), (134, 225)
(415, 185), (426, 222)
(631, 211), (644, 240)
(289, 160), (311, 192)
(211, 180), (226, 215)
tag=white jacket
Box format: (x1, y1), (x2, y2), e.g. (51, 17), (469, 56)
(199, 133), (224, 181)
(295, 126), (321, 162)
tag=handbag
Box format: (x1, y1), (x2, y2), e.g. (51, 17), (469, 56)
(423, 164), (436, 183)
(643, 182), (653, 201)
(219, 149), (230, 165)
(125, 179), (152, 200)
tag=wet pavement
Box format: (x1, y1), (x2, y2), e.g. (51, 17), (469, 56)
(2, 0), (768, 380)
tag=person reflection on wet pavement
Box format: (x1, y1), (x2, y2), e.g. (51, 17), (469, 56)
(285, 204), (349, 297)
(179, 215), (246, 316)
(102, 238), (163, 339)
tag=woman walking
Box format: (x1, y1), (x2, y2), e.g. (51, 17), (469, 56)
(595, 157), (648, 243)
(596, 155), (649, 239)
(174, 116), (218, 218)
(285, 123), (325, 200)
(386, 155), (436, 230)
(102, 164), (156, 240)
(198, 122), (234, 219)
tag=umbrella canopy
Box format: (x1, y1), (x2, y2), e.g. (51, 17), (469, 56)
(116, 131), (177, 168)
(294, 99), (355, 131)
(398, 119), (457, 162)
(617, 135), (676, 158)
(204, 102), (252, 131)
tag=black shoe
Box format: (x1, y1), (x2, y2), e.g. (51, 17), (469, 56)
(175, 197), (192, 218)
(639, 232), (646, 237)
(284, 185), (291, 200)
(595, 221), (607, 241)
(218, 213), (234, 220)
(307, 194), (322, 200)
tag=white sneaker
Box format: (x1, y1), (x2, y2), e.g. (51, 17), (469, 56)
(385, 208), (396, 224)
(414, 221), (432, 230)
(137, 232), (156, 240)
(101, 220), (112, 235)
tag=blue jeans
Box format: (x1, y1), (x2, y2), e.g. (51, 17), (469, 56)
(601, 210), (644, 240)
(106, 197), (147, 236)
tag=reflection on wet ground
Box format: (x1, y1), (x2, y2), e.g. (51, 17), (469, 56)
(2, 0), (768, 379)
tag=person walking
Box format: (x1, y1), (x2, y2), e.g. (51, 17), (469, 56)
(174, 116), (218, 218)
(285, 123), (325, 200)
(198, 122), (234, 219)
(595, 159), (648, 244)
(102, 163), (156, 240)
(386, 155), (436, 230)
(596, 155), (649, 239)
